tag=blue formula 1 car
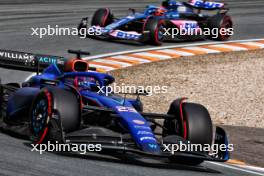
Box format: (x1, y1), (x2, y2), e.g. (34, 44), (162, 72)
(78, 0), (233, 45)
(0, 49), (229, 165)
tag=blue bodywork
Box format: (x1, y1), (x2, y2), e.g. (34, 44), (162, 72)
(89, 0), (225, 41)
(26, 64), (160, 153)
(2, 50), (230, 161)
(94, 1), (193, 40)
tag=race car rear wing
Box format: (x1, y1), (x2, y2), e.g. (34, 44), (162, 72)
(184, 0), (229, 12)
(0, 49), (67, 73)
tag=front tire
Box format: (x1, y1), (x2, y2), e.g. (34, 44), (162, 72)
(143, 18), (165, 46)
(91, 8), (113, 27)
(30, 87), (80, 144)
(183, 103), (213, 146)
(163, 100), (213, 165)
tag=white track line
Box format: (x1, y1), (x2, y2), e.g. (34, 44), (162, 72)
(134, 52), (171, 59)
(210, 44), (248, 51)
(83, 38), (264, 60)
(111, 55), (151, 63)
(243, 42), (264, 48)
(242, 165), (264, 172)
(183, 46), (221, 53)
(88, 64), (115, 71)
(158, 49), (194, 56)
(94, 59), (132, 67)
(208, 162), (264, 176)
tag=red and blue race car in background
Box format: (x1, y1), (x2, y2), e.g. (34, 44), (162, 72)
(78, 0), (233, 45)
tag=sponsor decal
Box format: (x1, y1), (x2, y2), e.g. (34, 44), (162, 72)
(184, 22), (199, 30)
(137, 131), (153, 135)
(190, 0), (224, 9)
(132, 119), (145, 125)
(0, 51), (34, 61)
(116, 106), (137, 113)
(38, 57), (58, 64)
(117, 31), (139, 39)
(37, 56), (65, 65)
(140, 136), (156, 142)
(134, 125), (151, 130)
(110, 30), (141, 40)
(148, 143), (158, 149)
(170, 20), (200, 31)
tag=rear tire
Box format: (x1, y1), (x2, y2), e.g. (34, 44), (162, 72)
(0, 83), (19, 122)
(143, 18), (165, 46)
(207, 14), (233, 41)
(30, 87), (80, 144)
(91, 8), (113, 27)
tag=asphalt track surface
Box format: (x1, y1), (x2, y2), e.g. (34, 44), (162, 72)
(0, 0), (264, 82)
(0, 132), (263, 176)
(0, 0), (264, 176)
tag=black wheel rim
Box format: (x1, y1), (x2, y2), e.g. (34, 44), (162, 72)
(32, 97), (48, 135)
(158, 24), (165, 41)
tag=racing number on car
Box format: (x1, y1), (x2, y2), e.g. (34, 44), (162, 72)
(116, 106), (137, 113)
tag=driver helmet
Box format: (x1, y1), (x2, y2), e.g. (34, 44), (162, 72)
(154, 7), (166, 16)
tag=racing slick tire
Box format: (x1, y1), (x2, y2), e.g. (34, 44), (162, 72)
(163, 100), (213, 165)
(91, 8), (113, 27)
(207, 14), (233, 41)
(143, 18), (165, 46)
(30, 87), (80, 144)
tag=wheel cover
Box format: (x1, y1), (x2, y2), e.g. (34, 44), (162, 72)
(31, 90), (52, 143)
(158, 25), (165, 40)
(154, 23), (165, 44)
(32, 98), (48, 135)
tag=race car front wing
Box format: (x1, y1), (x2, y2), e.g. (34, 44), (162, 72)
(63, 126), (229, 162)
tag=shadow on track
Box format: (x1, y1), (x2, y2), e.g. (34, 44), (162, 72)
(86, 35), (206, 47)
(23, 141), (222, 174)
